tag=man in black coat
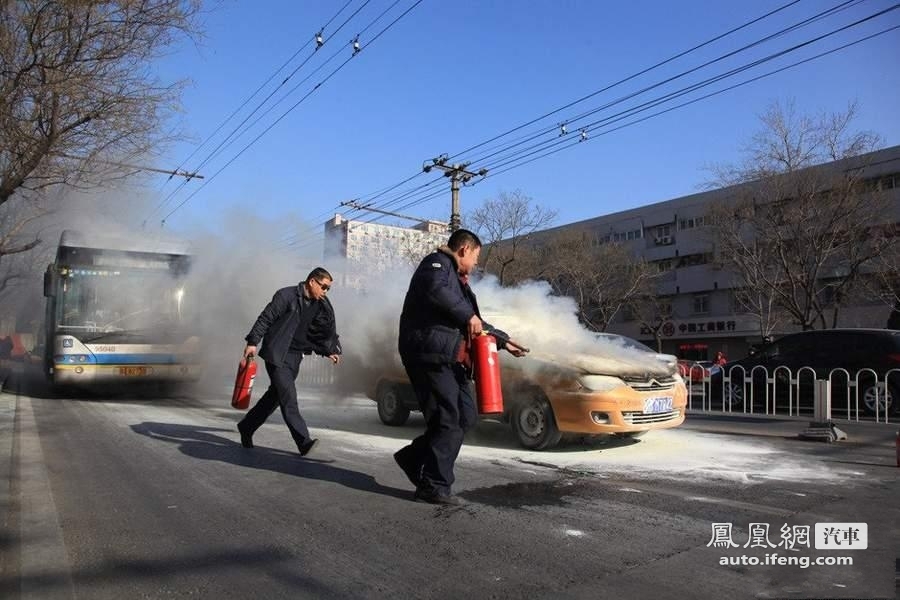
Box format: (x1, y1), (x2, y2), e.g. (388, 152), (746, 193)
(395, 229), (525, 504)
(238, 267), (341, 456)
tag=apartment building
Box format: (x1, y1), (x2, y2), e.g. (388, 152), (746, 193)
(526, 145), (900, 360)
(323, 214), (449, 287)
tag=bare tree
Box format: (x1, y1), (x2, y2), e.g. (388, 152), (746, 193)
(0, 199), (44, 291)
(467, 190), (557, 286)
(628, 291), (674, 353)
(706, 100), (893, 331)
(538, 229), (658, 332)
(0, 0), (201, 215)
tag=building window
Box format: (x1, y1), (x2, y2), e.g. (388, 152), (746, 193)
(677, 252), (712, 268)
(692, 294), (710, 315)
(652, 224), (673, 245)
(679, 216), (707, 230)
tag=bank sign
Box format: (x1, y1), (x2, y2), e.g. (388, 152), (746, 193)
(639, 316), (758, 338)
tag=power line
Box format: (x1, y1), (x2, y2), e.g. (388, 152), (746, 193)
(186, 0), (381, 173)
(474, 3), (900, 173)
(275, 2), (899, 252)
(358, 7), (899, 221)
(459, 0), (867, 169)
(146, 0), (366, 223)
(160, 0), (425, 225)
(478, 24), (900, 182)
(318, 0), (843, 232)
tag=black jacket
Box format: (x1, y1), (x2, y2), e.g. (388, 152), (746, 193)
(399, 247), (495, 366)
(246, 284), (341, 367)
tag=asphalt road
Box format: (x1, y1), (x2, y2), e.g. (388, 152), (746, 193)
(1, 376), (898, 599)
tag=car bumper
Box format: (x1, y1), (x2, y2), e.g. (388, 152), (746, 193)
(546, 384), (688, 435)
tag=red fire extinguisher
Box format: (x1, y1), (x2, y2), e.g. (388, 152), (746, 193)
(231, 356), (257, 410)
(472, 333), (503, 414)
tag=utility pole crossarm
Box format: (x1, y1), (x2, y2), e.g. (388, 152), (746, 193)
(422, 155), (488, 232)
(50, 153), (204, 180)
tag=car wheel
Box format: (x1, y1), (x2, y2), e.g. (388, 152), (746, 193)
(860, 382), (897, 416)
(511, 393), (561, 450)
(376, 382), (411, 426)
(724, 382), (745, 410)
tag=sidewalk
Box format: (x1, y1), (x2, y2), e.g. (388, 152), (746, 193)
(684, 410), (898, 447)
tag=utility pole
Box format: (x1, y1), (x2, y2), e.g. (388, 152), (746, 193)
(423, 154), (487, 232)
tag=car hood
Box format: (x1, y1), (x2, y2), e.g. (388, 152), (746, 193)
(512, 349), (678, 378)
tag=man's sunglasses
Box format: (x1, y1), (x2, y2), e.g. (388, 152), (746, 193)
(314, 280), (331, 292)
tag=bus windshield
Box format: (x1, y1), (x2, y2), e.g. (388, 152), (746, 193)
(57, 268), (187, 339)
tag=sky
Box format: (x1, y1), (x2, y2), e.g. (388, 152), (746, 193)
(144, 0), (900, 252)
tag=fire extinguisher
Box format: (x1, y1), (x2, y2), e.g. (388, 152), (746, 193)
(231, 356), (257, 410)
(472, 333), (503, 414)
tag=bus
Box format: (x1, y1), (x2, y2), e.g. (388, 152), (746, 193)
(42, 230), (202, 387)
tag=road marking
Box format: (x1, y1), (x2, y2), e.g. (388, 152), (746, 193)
(17, 396), (75, 599)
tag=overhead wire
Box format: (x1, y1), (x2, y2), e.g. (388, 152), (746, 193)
(195, 0), (385, 171)
(482, 24), (900, 183)
(160, 0), (425, 225)
(322, 1), (899, 235)
(145, 0), (366, 224)
(459, 0), (867, 169)
(474, 3), (900, 174)
(275, 1), (899, 251)
(300, 0), (844, 235)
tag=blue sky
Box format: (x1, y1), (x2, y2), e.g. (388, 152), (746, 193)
(147, 0), (900, 247)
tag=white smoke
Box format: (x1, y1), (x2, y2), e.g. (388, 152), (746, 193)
(330, 264), (676, 401)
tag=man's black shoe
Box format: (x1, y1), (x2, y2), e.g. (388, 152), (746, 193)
(413, 489), (464, 506)
(393, 447), (421, 487)
(299, 438), (319, 457)
(237, 424), (253, 449)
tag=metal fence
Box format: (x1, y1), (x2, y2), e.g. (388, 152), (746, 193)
(684, 364), (899, 424)
(297, 357), (337, 387)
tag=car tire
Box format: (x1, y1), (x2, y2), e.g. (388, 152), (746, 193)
(859, 381), (897, 416)
(724, 382), (745, 410)
(376, 382), (411, 426)
(510, 392), (561, 450)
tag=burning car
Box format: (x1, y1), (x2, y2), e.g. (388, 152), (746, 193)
(368, 331), (688, 450)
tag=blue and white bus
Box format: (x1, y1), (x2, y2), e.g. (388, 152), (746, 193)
(42, 230), (202, 386)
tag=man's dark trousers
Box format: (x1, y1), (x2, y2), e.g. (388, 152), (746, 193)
(238, 350), (311, 449)
(400, 362), (476, 495)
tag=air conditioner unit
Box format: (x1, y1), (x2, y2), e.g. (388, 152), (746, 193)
(655, 236), (672, 245)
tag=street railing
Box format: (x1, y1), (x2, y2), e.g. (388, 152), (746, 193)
(685, 364), (898, 424)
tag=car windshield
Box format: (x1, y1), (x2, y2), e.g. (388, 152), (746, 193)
(594, 333), (655, 353)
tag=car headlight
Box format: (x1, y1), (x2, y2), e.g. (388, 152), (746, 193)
(578, 375), (626, 392)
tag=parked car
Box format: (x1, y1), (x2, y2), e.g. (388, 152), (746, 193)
(368, 332), (688, 450)
(710, 328), (900, 416)
(677, 359), (721, 383)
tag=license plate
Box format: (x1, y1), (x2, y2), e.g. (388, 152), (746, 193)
(119, 366), (148, 376)
(643, 396), (673, 414)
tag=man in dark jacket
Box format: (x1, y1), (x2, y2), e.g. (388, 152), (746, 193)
(237, 267), (341, 456)
(395, 229), (525, 504)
